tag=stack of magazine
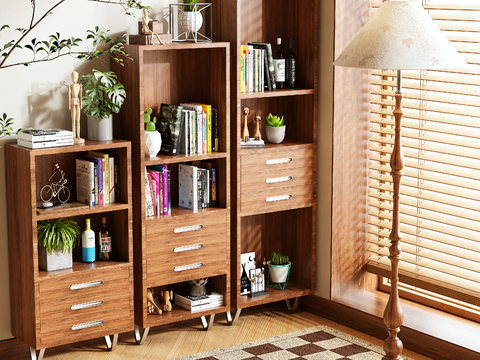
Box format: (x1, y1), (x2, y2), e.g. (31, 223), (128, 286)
(17, 129), (74, 149)
(174, 291), (223, 312)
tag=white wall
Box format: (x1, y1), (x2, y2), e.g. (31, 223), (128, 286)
(0, 0), (169, 341)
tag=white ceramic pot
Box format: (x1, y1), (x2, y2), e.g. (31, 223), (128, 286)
(267, 261), (291, 283)
(87, 115), (113, 141)
(145, 130), (162, 157)
(265, 125), (286, 144)
(179, 11), (203, 34)
(38, 247), (72, 271)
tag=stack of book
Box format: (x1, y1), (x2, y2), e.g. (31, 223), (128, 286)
(174, 291), (224, 312)
(17, 129), (74, 149)
(240, 42), (276, 94)
(145, 165), (170, 217)
(178, 161), (217, 212)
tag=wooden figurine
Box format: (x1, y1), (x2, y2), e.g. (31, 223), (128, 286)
(68, 71), (84, 145)
(160, 290), (173, 312)
(242, 107), (250, 142)
(254, 115), (262, 141)
(146, 288), (162, 315)
(141, 8), (165, 45)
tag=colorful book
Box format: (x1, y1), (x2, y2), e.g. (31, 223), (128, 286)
(75, 159), (95, 206)
(176, 299), (224, 312)
(249, 42), (276, 90)
(211, 108), (219, 152)
(144, 168), (154, 217)
(174, 291), (223, 306)
(194, 161), (218, 207)
(148, 169), (162, 215)
(114, 158), (120, 202)
(162, 164), (169, 215)
(158, 103), (184, 155)
(178, 163), (198, 211)
(248, 45), (254, 93)
(180, 103), (204, 155)
(88, 151), (109, 204)
(84, 155), (104, 205)
(109, 156), (115, 203)
(17, 128), (73, 142)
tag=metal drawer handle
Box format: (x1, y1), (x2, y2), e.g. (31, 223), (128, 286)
(266, 176), (293, 184)
(174, 262), (204, 272)
(71, 300), (104, 311)
(71, 319), (104, 331)
(266, 157), (293, 165)
(70, 280), (104, 290)
(265, 194), (293, 202)
(174, 243), (204, 253)
(173, 224), (204, 233)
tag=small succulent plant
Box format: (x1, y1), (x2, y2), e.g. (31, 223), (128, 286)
(270, 252), (290, 265)
(265, 113), (285, 127)
(183, 0), (200, 11)
(144, 107), (157, 132)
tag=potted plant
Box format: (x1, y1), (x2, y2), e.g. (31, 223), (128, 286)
(179, 0), (203, 36)
(264, 113), (286, 144)
(37, 218), (81, 271)
(267, 252), (291, 286)
(80, 69), (126, 141)
(144, 107), (162, 157)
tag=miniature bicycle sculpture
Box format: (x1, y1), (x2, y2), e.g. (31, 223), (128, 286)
(40, 164), (70, 206)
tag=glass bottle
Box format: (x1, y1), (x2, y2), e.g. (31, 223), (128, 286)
(99, 216), (111, 260)
(286, 38), (296, 88)
(82, 218), (95, 263)
(273, 38), (285, 89)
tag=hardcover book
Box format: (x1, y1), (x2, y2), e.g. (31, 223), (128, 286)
(158, 103), (184, 155)
(178, 163), (198, 211)
(76, 159), (95, 206)
(211, 108), (219, 152)
(249, 42), (276, 90)
(17, 128), (73, 141)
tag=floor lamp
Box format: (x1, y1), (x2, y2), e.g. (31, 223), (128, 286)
(333, 1), (465, 359)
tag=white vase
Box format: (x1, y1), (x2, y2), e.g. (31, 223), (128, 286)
(145, 130), (162, 157)
(267, 261), (291, 283)
(87, 115), (113, 141)
(38, 247), (72, 271)
(179, 11), (203, 34)
(265, 125), (286, 144)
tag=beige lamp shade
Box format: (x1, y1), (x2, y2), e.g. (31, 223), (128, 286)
(333, 1), (466, 70)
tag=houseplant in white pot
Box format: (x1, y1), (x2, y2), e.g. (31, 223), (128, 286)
(267, 252), (291, 289)
(264, 113), (286, 144)
(37, 218), (80, 271)
(144, 107), (162, 157)
(179, 0), (203, 36)
(80, 69), (126, 141)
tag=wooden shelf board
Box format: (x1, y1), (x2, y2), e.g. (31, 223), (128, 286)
(145, 206), (227, 221)
(239, 88), (315, 100)
(238, 282), (314, 309)
(37, 261), (131, 281)
(144, 304), (228, 327)
(35, 202), (130, 220)
(10, 139), (130, 155)
(144, 151), (228, 166)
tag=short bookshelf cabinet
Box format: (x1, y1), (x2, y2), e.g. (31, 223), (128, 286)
(211, 0), (318, 322)
(112, 42), (230, 341)
(5, 140), (134, 360)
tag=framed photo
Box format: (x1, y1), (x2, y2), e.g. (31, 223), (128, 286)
(240, 252), (256, 295)
(250, 268), (265, 293)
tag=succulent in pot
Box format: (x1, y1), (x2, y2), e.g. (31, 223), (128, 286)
(264, 113), (286, 143)
(267, 252), (291, 286)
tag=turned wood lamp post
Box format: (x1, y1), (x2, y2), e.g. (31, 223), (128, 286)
(333, 1), (465, 359)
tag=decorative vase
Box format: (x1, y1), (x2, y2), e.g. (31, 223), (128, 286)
(38, 247), (72, 271)
(267, 261), (291, 284)
(87, 115), (113, 141)
(179, 11), (203, 35)
(145, 130), (162, 157)
(265, 125), (286, 144)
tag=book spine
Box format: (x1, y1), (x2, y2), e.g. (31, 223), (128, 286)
(85, 157), (103, 205)
(168, 169), (171, 214)
(162, 164), (169, 215)
(240, 45), (245, 94)
(202, 168), (209, 208)
(114, 159), (120, 202)
(203, 112), (207, 155)
(266, 43), (276, 90)
(17, 131), (73, 142)
(211, 166), (216, 207)
(248, 46), (254, 93)
(197, 168), (203, 211)
(147, 172), (156, 215)
(93, 164), (98, 205)
(109, 156), (115, 203)
(207, 108), (212, 154)
(197, 110), (203, 155)
(190, 111), (195, 155)
(144, 168), (154, 217)
(17, 138), (74, 149)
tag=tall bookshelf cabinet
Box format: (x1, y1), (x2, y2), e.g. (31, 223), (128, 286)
(112, 42), (231, 341)
(211, 0), (318, 321)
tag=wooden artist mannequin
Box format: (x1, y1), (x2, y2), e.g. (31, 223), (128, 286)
(141, 8), (164, 45)
(68, 71), (84, 145)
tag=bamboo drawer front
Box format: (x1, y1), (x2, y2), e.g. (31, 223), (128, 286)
(240, 147), (315, 214)
(145, 211), (228, 286)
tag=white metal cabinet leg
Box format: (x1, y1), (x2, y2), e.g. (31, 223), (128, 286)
(30, 347), (45, 360)
(227, 308), (242, 326)
(105, 333), (119, 351)
(200, 314), (215, 330)
(285, 297), (300, 312)
(134, 325), (150, 345)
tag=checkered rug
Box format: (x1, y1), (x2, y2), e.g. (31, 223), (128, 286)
(175, 325), (410, 360)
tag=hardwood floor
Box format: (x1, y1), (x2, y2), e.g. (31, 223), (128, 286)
(37, 303), (432, 360)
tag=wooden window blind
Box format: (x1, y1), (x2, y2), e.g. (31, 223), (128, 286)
(367, 0), (480, 307)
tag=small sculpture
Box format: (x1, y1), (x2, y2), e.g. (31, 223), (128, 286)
(254, 115), (262, 141)
(160, 290), (173, 312)
(68, 71), (84, 145)
(141, 9), (164, 45)
(146, 288), (162, 315)
(40, 163), (70, 206)
(242, 107), (250, 142)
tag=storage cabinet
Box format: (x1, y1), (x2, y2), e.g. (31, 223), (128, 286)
(111, 42), (230, 341)
(6, 140), (133, 359)
(211, 0), (318, 321)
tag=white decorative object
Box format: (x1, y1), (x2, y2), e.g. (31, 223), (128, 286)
(179, 11), (203, 35)
(265, 126), (285, 144)
(38, 247), (72, 271)
(87, 115), (113, 141)
(267, 261), (291, 283)
(169, 3), (212, 43)
(145, 130), (162, 157)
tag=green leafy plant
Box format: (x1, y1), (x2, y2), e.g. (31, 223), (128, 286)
(0, 113), (31, 147)
(80, 70), (126, 121)
(270, 252), (290, 265)
(37, 218), (81, 255)
(144, 108), (157, 132)
(183, 0), (200, 11)
(265, 113), (285, 127)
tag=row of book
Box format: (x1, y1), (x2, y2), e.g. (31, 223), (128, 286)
(174, 290), (223, 312)
(17, 129), (74, 149)
(145, 166), (171, 217)
(157, 102), (219, 157)
(240, 42), (276, 94)
(76, 151), (119, 206)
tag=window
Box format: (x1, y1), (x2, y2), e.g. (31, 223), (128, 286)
(367, 0), (480, 319)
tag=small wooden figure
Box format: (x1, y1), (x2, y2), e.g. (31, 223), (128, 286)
(160, 290), (173, 312)
(68, 71), (84, 145)
(141, 8), (165, 45)
(242, 107), (250, 142)
(254, 115), (262, 141)
(146, 288), (162, 315)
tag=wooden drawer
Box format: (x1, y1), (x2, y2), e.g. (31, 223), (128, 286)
(240, 147), (315, 213)
(146, 211), (228, 286)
